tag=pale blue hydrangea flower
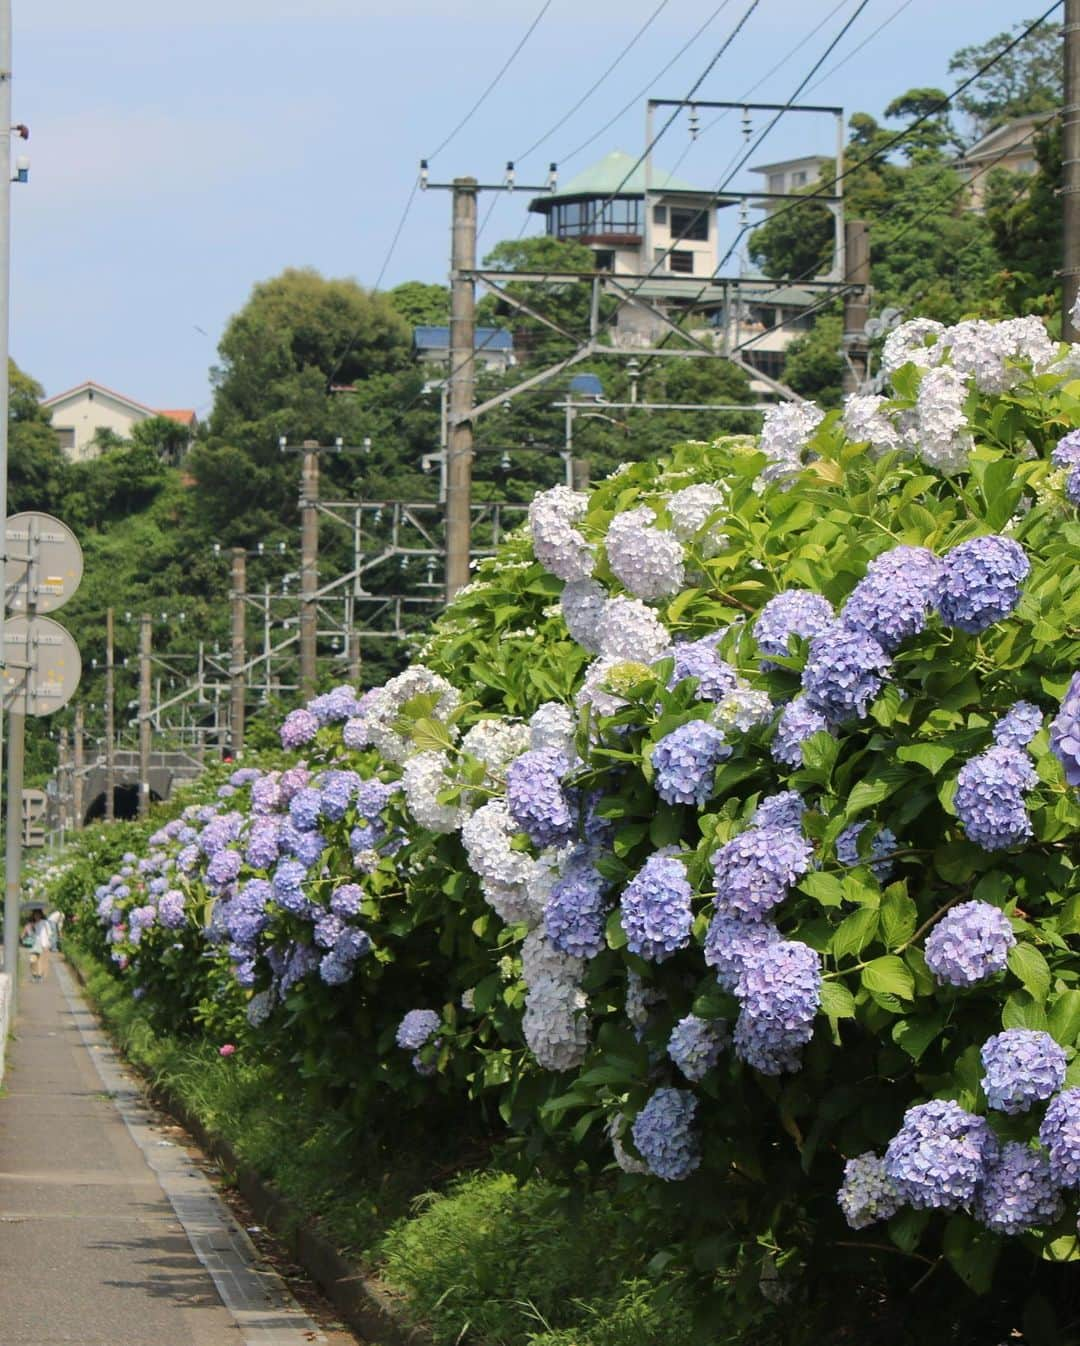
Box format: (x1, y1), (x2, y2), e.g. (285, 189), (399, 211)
(620, 854), (693, 962)
(650, 721), (731, 806)
(704, 913), (781, 992)
(289, 787), (323, 832)
(280, 707), (319, 749)
(751, 790), (805, 833)
(308, 685), (360, 725)
(837, 1153), (901, 1230)
(771, 696), (832, 768)
(733, 939), (821, 1076)
(1038, 1089), (1080, 1187)
(712, 827), (813, 921)
(934, 535), (1029, 634)
(802, 627), (890, 724)
(661, 634), (738, 701)
(330, 884), (364, 918)
(993, 701), (1043, 749)
(544, 851), (609, 960)
(396, 1009), (441, 1050)
(754, 590), (836, 669)
(836, 822), (897, 882)
(884, 1099), (998, 1210)
(923, 900), (1015, 987)
(1051, 430), (1080, 470)
(974, 1142), (1063, 1235)
(506, 749), (576, 849)
(980, 1030), (1066, 1114)
(667, 1014), (730, 1082)
(1050, 673), (1080, 787)
(245, 817), (282, 870)
(840, 545), (942, 652)
(954, 745), (1037, 851)
(158, 890), (186, 930)
(630, 1087), (701, 1181)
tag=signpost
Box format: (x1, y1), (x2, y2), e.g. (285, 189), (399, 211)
(1, 512), (82, 1010)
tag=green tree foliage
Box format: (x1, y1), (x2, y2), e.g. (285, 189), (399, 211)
(949, 17), (1062, 134)
(983, 125), (1063, 320)
(8, 360), (68, 513)
(387, 280), (451, 327)
(779, 313), (845, 407)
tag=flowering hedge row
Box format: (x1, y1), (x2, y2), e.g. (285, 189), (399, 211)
(40, 312), (1080, 1298)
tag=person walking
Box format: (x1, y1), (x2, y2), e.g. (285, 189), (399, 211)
(28, 908), (53, 983)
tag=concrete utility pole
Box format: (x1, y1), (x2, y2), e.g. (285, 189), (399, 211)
(57, 730), (69, 834)
(842, 220), (871, 396)
(138, 613), (151, 819)
(299, 446), (320, 698)
(230, 547), (246, 756)
(0, 2), (12, 975)
(571, 458), (590, 492)
(104, 608), (115, 822)
(1065, 1), (1080, 341)
(73, 703), (84, 829)
(446, 178), (478, 602)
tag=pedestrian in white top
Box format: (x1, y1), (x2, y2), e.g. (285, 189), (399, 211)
(28, 909), (53, 983)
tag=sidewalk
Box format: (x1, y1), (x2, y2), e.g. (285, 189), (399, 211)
(0, 956), (353, 1346)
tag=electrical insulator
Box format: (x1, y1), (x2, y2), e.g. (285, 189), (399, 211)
(506, 160), (515, 189)
(741, 107), (751, 142)
(688, 105), (699, 141)
(548, 162), (558, 192)
(419, 159), (429, 190)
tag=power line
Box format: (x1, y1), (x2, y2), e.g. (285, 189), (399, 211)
(804, 0), (917, 95)
(371, 176), (420, 294)
(516, 0), (671, 163)
(426, 0), (554, 162)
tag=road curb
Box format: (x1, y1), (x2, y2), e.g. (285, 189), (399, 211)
(66, 955), (425, 1346)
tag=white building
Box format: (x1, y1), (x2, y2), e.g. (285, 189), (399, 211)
(953, 112), (1052, 211)
(41, 381), (197, 462)
(749, 156), (829, 213)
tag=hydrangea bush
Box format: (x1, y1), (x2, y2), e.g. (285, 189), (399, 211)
(41, 312), (1080, 1309)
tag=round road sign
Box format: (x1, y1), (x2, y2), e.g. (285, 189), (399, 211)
(2, 615), (82, 717)
(5, 511), (84, 614)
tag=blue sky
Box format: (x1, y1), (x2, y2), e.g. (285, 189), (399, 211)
(14, 0), (1049, 411)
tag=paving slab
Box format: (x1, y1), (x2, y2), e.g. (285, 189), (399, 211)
(0, 957), (355, 1346)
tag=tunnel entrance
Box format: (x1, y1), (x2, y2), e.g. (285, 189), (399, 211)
(83, 785), (163, 824)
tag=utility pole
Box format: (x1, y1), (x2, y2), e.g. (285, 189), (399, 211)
(571, 459), (590, 492)
(104, 607), (115, 822)
(138, 612), (151, 820)
(299, 445), (319, 698)
(0, 2), (12, 975)
(1065, 1), (1080, 341)
(446, 178), (478, 601)
(842, 220), (871, 396)
(230, 547), (246, 756)
(57, 729), (69, 835)
(73, 703), (84, 829)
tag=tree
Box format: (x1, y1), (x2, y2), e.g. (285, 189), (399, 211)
(132, 414), (193, 465)
(882, 88), (964, 160)
(478, 236), (600, 363)
(983, 124), (1063, 320)
(948, 18), (1062, 135)
(8, 359), (68, 513)
(387, 281), (450, 327)
(779, 313), (845, 407)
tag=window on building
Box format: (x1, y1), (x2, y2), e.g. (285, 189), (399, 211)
(744, 350), (785, 379)
(791, 170), (808, 187)
(669, 206), (708, 241)
(653, 204), (667, 225)
(549, 197), (642, 238)
(669, 250), (694, 274)
(593, 249), (615, 272)
(55, 426), (75, 452)
(767, 173), (785, 194)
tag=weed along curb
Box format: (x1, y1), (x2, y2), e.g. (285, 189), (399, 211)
(65, 955), (425, 1346)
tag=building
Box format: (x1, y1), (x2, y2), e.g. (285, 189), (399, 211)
(413, 325), (515, 373)
(42, 381), (198, 462)
(749, 155), (829, 214)
(953, 112), (1052, 210)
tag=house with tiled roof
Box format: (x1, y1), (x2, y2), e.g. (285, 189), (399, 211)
(42, 381), (198, 462)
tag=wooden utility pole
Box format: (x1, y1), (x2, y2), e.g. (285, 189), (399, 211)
(299, 446), (320, 698)
(842, 220), (871, 396)
(446, 178), (478, 601)
(104, 607), (115, 822)
(1065, 1), (1080, 341)
(138, 612), (151, 820)
(230, 547), (246, 756)
(73, 703), (84, 829)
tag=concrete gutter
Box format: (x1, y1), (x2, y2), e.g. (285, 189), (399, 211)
(66, 956), (425, 1346)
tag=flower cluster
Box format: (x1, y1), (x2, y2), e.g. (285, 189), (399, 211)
(954, 745), (1037, 852)
(506, 749), (576, 848)
(771, 696), (832, 768)
(661, 634), (738, 701)
(630, 1087), (701, 1181)
(839, 546), (941, 651)
(604, 506), (685, 601)
(980, 1030), (1066, 1114)
(650, 721), (730, 806)
(993, 700), (1043, 749)
(667, 1014), (729, 1082)
(753, 589), (835, 667)
(934, 535), (1029, 634)
(712, 826), (813, 922)
(1050, 672), (1080, 786)
(529, 485), (595, 581)
(734, 939), (821, 1076)
(837, 1153), (901, 1230)
(802, 627), (890, 724)
(923, 900), (1015, 988)
(975, 1143), (1062, 1236)
(620, 854), (693, 962)
(757, 402), (824, 483)
(884, 1099), (998, 1210)
(1039, 1090), (1080, 1188)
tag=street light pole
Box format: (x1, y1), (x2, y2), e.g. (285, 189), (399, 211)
(0, 3), (14, 977)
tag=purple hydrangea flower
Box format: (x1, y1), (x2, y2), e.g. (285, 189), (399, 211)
(280, 824), (327, 869)
(278, 764), (311, 804)
(251, 775), (282, 814)
(271, 859), (311, 916)
(771, 696), (832, 768)
(837, 1153), (902, 1230)
(704, 912), (781, 992)
(289, 787), (323, 832)
(620, 854), (693, 961)
(158, 890), (186, 930)
(974, 1142), (1063, 1236)
(356, 778), (396, 819)
(802, 627), (890, 724)
(934, 535), (1029, 634)
(506, 749), (576, 849)
(836, 822), (897, 882)
(954, 745), (1037, 851)
(313, 911), (346, 950)
(712, 827), (813, 922)
(308, 685), (359, 725)
(650, 721), (730, 807)
(733, 939), (821, 1075)
(1052, 430), (1080, 470)
(396, 1009), (441, 1050)
(993, 701), (1043, 749)
(923, 900), (1015, 987)
(280, 707), (319, 749)
(342, 716), (373, 750)
(840, 546), (942, 652)
(245, 817), (282, 871)
(280, 942), (320, 991)
(224, 880), (271, 945)
(751, 790), (805, 832)
(205, 848), (242, 889)
(230, 767), (262, 787)
(630, 1087), (700, 1181)
(884, 1099), (999, 1210)
(319, 770), (361, 821)
(754, 590), (836, 668)
(980, 1030), (1066, 1114)
(198, 813), (242, 859)
(1050, 673), (1080, 787)
(667, 1014), (729, 1082)
(544, 852), (609, 960)
(330, 884), (364, 918)
(1067, 467), (1080, 505)
(662, 635), (738, 701)
(1039, 1089), (1080, 1187)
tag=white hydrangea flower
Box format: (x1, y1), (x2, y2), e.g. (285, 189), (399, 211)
(881, 318), (946, 378)
(915, 365), (972, 474)
(712, 683), (773, 733)
(605, 506), (685, 601)
(461, 800), (533, 890)
(666, 482), (727, 556)
(482, 876), (542, 928)
(401, 751), (461, 834)
(560, 578), (607, 652)
(524, 844), (574, 917)
(575, 655), (628, 718)
(608, 1112), (649, 1175)
(596, 595), (670, 663)
(529, 485), (595, 581)
(460, 719), (531, 775)
(364, 665), (461, 765)
(523, 975), (589, 1071)
(529, 702), (577, 758)
(521, 926), (583, 988)
(842, 394), (902, 453)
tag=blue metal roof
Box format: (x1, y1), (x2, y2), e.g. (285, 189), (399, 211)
(413, 325), (514, 352)
(569, 373), (605, 399)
